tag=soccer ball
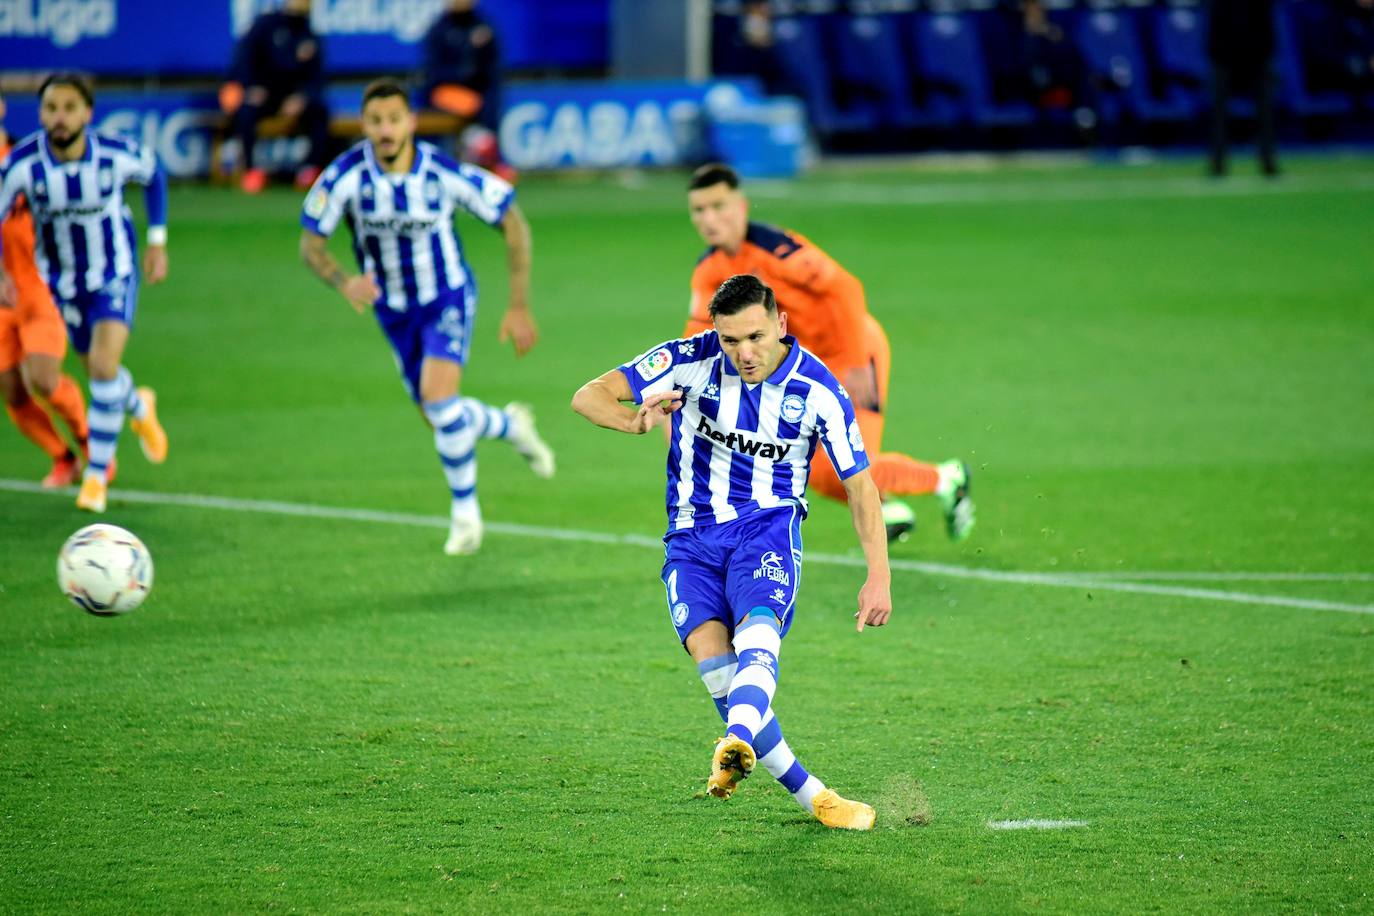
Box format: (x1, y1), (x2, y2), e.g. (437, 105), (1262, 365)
(56, 524), (154, 616)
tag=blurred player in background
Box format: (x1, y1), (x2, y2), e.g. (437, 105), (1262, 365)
(420, 0), (515, 181)
(0, 91), (93, 487)
(683, 164), (974, 542)
(573, 274), (889, 830)
(222, 0), (331, 193)
(299, 80), (553, 556)
(0, 75), (169, 512)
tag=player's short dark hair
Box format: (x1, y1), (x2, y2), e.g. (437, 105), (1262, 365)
(689, 162), (741, 192)
(38, 72), (95, 108)
(362, 79), (410, 110)
(709, 274), (776, 319)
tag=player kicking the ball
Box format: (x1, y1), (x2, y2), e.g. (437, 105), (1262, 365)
(300, 79), (553, 555)
(572, 274), (891, 829)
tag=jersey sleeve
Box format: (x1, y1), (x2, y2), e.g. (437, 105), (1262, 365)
(117, 141), (168, 230)
(441, 161), (514, 227)
(616, 339), (685, 405)
(814, 382), (869, 481)
(300, 163), (352, 237)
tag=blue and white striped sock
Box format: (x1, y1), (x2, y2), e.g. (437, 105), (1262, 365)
(753, 708), (826, 812)
(725, 610), (782, 747)
(700, 648), (824, 812)
(117, 366), (148, 421)
(85, 374), (126, 481)
(460, 397), (511, 441)
(423, 396), (481, 518)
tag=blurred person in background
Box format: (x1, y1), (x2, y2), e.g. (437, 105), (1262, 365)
(421, 0), (514, 181)
(0, 75), (170, 513)
(1206, 0), (1279, 177)
(681, 164), (974, 544)
(222, 0), (331, 193)
(1014, 0), (1098, 140)
(713, 1), (790, 96)
(0, 91), (93, 488)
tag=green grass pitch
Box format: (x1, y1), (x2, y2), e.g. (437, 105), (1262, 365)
(2, 156), (1372, 912)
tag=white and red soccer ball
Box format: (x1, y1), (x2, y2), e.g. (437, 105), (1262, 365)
(56, 524), (154, 616)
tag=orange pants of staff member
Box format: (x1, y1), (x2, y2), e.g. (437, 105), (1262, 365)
(809, 314), (940, 502)
(1, 206), (88, 458)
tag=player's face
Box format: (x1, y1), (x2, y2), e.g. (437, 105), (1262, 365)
(688, 183), (748, 251)
(362, 96), (415, 164)
(39, 85), (92, 151)
(715, 304), (789, 384)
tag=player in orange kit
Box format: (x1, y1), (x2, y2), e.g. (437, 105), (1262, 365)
(0, 92), (92, 487)
(683, 164), (973, 541)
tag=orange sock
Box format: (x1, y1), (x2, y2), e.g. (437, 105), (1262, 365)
(46, 373), (89, 444)
(6, 397), (68, 459)
(870, 453), (940, 496)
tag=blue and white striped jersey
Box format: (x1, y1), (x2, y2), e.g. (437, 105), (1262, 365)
(0, 130), (166, 301)
(301, 140), (514, 312)
(619, 331), (869, 533)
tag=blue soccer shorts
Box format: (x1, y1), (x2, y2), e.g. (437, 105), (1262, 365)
(59, 274), (139, 355)
(374, 285), (476, 402)
(660, 504), (804, 645)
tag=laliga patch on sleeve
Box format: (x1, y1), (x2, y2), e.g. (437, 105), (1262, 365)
(635, 347), (673, 381)
(848, 419), (865, 453)
(304, 187), (328, 219)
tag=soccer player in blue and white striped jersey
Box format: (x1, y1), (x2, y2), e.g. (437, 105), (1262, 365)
(573, 274), (893, 830)
(0, 74), (171, 513)
(299, 79), (553, 555)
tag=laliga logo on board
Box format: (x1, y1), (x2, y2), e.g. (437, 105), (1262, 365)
(232, 0), (445, 41)
(0, 0), (117, 47)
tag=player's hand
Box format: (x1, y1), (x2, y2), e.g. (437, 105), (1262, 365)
(339, 273), (380, 313)
(854, 576), (892, 632)
(630, 390), (683, 434)
(281, 93), (307, 120)
(498, 307), (538, 357)
(842, 364), (880, 413)
(0, 272), (16, 309)
(142, 245), (169, 285)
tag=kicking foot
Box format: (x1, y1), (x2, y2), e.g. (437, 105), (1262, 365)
(936, 459), (975, 542)
(444, 513), (483, 556)
(707, 735), (756, 799)
(42, 451), (80, 489)
(812, 788), (876, 830)
(881, 498), (915, 543)
(75, 474), (107, 513)
(504, 402), (555, 479)
(128, 387), (168, 464)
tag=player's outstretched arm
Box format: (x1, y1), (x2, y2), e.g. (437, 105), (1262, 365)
(572, 369), (682, 434)
(841, 469), (893, 632)
(299, 230), (378, 313)
(497, 203), (537, 357)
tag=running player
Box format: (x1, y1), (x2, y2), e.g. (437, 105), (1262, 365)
(0, 91), (91, 487)
(0, 74), (169, 512)
(684, 163), (974, 542)
(573, 274), (890, 830)
(300, 79), (553, 555)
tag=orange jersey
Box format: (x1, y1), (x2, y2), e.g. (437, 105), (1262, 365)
(687, 222), (870, 373)
(1, 137), (67, 364)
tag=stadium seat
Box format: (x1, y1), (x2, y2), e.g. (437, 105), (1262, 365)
(910, 11), (1035, 130)
(772, 14), (881, 137)
(1076, 8), (1195, 125)
(1275, 0), (1354, 119)
(830, 13), (952, 131)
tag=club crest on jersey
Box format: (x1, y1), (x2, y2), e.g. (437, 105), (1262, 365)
(635, 347), (673, 381)
(696, 417), (792, 460)
(780, 394), (805, 423)
(672, 602), (690, 626)
(753, 551), (790, 586)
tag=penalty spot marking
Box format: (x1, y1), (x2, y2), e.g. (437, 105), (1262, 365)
(3, 478), (1372, 616)
(988, 819), (1089, 831)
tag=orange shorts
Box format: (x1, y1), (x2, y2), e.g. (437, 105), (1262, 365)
(0, 210), (67, 372)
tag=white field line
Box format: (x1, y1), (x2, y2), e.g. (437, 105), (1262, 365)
(4, 479), (1372, 616)
(1034, 570), (1374, 583)
(748, 172), (1374, 207)
(988, 819), (1089, 831)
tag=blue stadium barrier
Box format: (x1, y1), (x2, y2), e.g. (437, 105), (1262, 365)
(1275, 0), (1355, 119)
(772, 14), (882, 136)
(910, 10), (1036, 130)
(1076, 8), (1195, 125)
(831, 13), (952, 130)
